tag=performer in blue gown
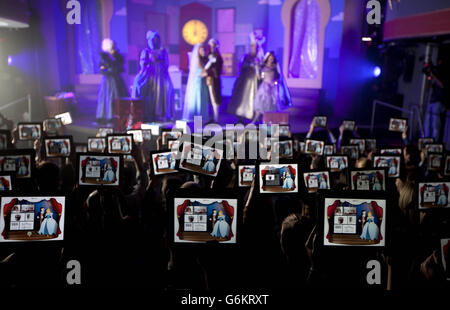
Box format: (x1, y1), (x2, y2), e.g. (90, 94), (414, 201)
(132, 30), (174, 122)
(183, 44), (212, 122)
(96, 38), (129, 123)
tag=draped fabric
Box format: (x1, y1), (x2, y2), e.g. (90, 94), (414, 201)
(76, 0), (102, 74)
(288, 0), (320, 79)
(182, 44), (211, 121)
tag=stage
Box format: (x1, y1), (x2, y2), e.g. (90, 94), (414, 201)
(64, 85), (326, 144)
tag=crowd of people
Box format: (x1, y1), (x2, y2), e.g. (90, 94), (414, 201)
(0, 114), (448, 291)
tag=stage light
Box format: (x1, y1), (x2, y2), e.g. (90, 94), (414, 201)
(7, 56), (12, 66)
(373, 66), (381, 77)
(362, 37), (372, 42)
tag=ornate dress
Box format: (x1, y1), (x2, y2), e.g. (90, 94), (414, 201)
(227, 54), (260, 120)
(132, 35), (174, 121)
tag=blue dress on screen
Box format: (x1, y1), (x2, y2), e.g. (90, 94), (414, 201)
(360, 217), (379, 241)
(319, 177), (327, 189)
(283, 173), (294, 189)
(182, 44), (211, 121)
(210, 214), (230, 238)
(438, 192), (447, 205)
(373, 179), (382, 191)
(103, 165), (115, 182)
(38, 213), (58, 235)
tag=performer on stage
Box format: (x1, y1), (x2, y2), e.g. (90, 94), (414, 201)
(206, 38), (223, 122)
(96, 38), (129, 123)
(183, 44), (212, 122)
(227, 34), (261, 121)
(132, 30), (174, 122)
(252, 52), (292, 123)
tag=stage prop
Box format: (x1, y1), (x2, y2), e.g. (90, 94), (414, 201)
(114, 98), (144, 132)
(44, 96), (68, 118)
(263, 112), (289, 125)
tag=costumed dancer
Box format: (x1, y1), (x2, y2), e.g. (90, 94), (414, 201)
(132, 30), (174, 122)
(206, 38), (223, 122)
(252, 51), (292, 124)
(96, 38), (129, 124)
(182, 44), (212, 122)
(227, 33), (261, 121)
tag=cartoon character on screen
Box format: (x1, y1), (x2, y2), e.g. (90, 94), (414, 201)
(91, 140), (98, 150)
(38, 208), (58, 235)
(60, 142), (68, 156)
(360, 211), (379, 241)
(319, 175), (327, 189)
(121, 139), (130, 152)
(314, 143), (321, 154)
(31, 126), (39, 139)
(0, 178), (5, 191)
(17, 158), (28, 176)
(282, 170), (294, 189)
(373, 175), (382, 191)
(103, 161), (115, 182)
(203, 150), (216, 173)
(388, 160), (397, 176)
(438, 186), (447, 206)
(210, 210), (230, 239)
(283, 143), (292, 156)
(169, 154), (176, 170)
(339, 159), (346, 171)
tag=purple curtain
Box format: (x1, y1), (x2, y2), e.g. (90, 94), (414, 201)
(288, 0), (320, 79)
(75, 0), (102, 74)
